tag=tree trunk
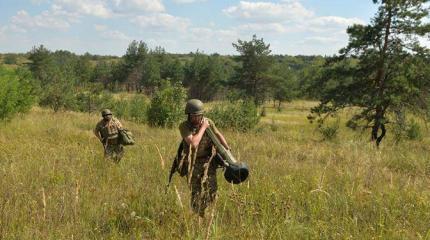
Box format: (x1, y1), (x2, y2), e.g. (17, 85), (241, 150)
(371, 6), (392, 147)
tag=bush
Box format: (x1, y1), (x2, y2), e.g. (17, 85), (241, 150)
(207, 100), (260, 132)
(129, 95), (148, 124)
(147, 82), (187, 127)
(0, 67), (35, 120)
(393, 119), (423, 142)
(406, 120), (422, 141)
(111, 98), (130, 120)
(38, 70), (76, 112)
(317, 118), (339, 141)
(3, 54), (18, 65)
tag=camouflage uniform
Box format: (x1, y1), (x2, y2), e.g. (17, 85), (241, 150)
(179, 118), (221, 217)
(95, 117), (124, 163)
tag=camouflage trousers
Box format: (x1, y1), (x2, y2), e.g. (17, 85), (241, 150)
(190, 156), (218, 217)
(104, 138), (124, 163)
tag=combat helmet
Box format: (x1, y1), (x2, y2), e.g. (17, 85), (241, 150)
(101, 109), (112, 117)
(185, 99), (204, 115)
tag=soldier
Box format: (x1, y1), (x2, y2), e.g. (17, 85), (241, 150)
(94, 109), (125, 163)
(179, 99), (231, 219)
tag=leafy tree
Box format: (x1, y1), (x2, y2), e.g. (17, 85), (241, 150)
(147, 81), (187, 127)
(39, 68), (76, 112)
(74, 53), (93, 86)
(232, 35), (274, 105)
(310, 0), (430, 146)
(270, 61), (298, 109)
(28, 45), (55, 85)
(0, 66), (35, 120)
(3, 54), (18, 65)
(140, 54), (161, 94)
(163, 58), (184, 84)
(183, 52), (224, 101)
(92, 60), (113, 88)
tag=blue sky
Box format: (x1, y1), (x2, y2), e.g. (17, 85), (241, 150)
(0, 0), (380, 56)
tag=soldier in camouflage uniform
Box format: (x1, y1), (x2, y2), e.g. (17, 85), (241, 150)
(94, 109), (125, 163)
(179, 99), (231, 218)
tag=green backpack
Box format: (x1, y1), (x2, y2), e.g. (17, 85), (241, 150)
(118, 129), (135, 145)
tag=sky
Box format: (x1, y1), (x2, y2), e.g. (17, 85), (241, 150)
(0, 0), (381, 56)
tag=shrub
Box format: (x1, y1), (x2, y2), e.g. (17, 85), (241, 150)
(393, 119), (423, 142)
(3, 54), (18, 65)
(129, 95), (148, 124)
(111, 98), (130, 120)
(406, 120), (422, 141)
(317, 118), (339, 141)
(147, 81), (187, 127)
(207, 100), (260, 132)
(0, 67), (35, 120)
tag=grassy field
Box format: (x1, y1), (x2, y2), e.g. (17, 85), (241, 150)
(0, 102), (430, 239)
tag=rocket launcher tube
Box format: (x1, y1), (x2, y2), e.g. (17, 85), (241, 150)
(206, 125), (249, 184)
(205, 126), (237, 166)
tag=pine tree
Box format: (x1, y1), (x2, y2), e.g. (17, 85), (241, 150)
(311, 0), (430, 146)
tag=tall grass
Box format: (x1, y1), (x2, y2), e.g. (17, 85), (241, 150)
(0, 102), (429, 239)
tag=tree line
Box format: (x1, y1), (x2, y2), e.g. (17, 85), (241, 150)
(22, 37), (322, 106)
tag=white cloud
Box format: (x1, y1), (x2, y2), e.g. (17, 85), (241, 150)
(302, 36), (343, 44)
(94, 24), (130, 41)
(172, 0), (206, 4)
(30, 0), (49, 4)
(112, 0), (165, 13)
(102, 30), (130, 41)
(236, 23), (288, 34)
(132, 13), (190, 32)
(223, 0), (314, 23)
(10, 10), (71, 31)
(55, 0), (113, 18)
(307, 16), (365, 32)
(223, 1), (366, 38)
(96, 24), (109, 31)
(46, 0), (165, 19)
(183, 27), (241, 53)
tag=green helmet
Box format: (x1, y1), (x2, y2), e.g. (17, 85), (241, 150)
(101, 109), (112, 116)
(185, 99), (204, 115)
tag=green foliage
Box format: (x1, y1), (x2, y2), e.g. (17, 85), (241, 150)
(393, 118), (423, 142)
(233, 35), (274, 105)
(147, 81), (187, 127)
(0, 67), (35, 120)
(269, 60), (298, 104)
(183, 52), (225, 101)
(406, 120), (422, 141)
(128, 95), (148, 124)
(317, 118), (340, 141)
(207, 100), (260, 132)
(38, 69), (76, 112)
(3, 54), (18, 65)
(112, 98), (130, 119)
(310, 0), (430, 146)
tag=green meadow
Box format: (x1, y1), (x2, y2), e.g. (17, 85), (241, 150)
(0, 102), (429, 239)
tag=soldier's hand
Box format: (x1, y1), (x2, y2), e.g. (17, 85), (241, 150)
(201, 118), (210, 129)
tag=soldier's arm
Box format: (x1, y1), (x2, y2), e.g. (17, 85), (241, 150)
(183, 119), (210, 149)
(209, 119), (231, 150)
(115, 119), (124, 130)
(94, 124), (103, 142)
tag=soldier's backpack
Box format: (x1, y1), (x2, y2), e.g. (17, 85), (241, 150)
(118, 129), (135, 145)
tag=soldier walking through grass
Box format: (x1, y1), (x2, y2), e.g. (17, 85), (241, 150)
(94, 109), (125, 163)
(178, 99), (231, 220)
